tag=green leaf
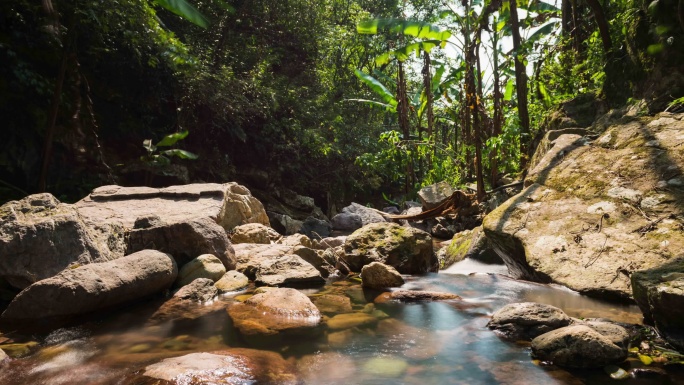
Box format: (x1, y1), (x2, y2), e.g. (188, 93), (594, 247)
(357, 19), (451, 41)
(638, 354), (653, 365)
(496, 19), (506, 32)
(156, 130), (189, 147)
(354, 70), (397, 107)
(345, 98), (397, 111)
(526, 21), (559, 45)
(162, 149), (199, 160)
(504, 79), (515, 101)
(538, 81), (551, 105)
(155, 0), (209, 28)
(647, 43), (664, 55)
(520, 0), (561, 13)
(375, 41), (442, 65)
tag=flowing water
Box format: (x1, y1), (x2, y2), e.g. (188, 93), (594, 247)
(0, 260), (681, 385)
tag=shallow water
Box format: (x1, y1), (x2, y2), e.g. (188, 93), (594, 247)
(0, 263), (680, 385)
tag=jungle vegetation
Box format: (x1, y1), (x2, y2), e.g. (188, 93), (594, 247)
(0, 0), (682, 211)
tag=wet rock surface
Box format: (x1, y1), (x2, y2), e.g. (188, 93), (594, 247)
(487, 302), (572, 340)
(175, 254), (226, 288)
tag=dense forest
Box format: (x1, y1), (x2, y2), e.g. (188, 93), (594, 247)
(0, 0), (682, 210)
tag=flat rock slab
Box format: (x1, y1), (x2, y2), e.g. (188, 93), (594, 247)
(75, 182), (269, 232)
(1, 250), (177, 324)
(374, 290), (461, 303)
(234, 243), (324, 287)
(483, 113), (684, 301)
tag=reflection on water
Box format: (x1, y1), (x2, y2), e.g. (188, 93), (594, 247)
(0, 270), (678, 385)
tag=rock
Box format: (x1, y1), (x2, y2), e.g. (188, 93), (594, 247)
(1, 250), (177, 323)
(576, 320), (630, 349)
(331, 212), (364, 232)
(214, 270), (249, 292)
(138, 349), (299, 384)
(0, 341), (39, 358)
(234, 243), (325, 287)
(361, 262), (404, 289)
(173, 278), (218, 302)
(383, 206), (401, 215)
(268, 212), (303, 235)
(75, 182), (269, 232)
(375, 290), (461, 303)
(631, 257), (684, 350)
(340, 203), (387, 227)
(418, 181), (455, 210)
(362, 357), (408, 378)
(312, 294), (353, 315)
(175, 254), (226, 287)
(316, 236), (346, 249)
(487, 302), (572, 340)
(0, 193), (126, 289)
(483, 114), (684, 301)
(0, 348), (6, 361)
(226, 288), (322, 346)
(297, 352), (356, 384)
(255, 254), (325, 287)
(230, 223), (280, 244)
(127, 217), (236, 269)
(344, 222), (437, 274)
(278, 233), (314, 248)
(430, 223), (454, 239)
(531, 325), (627, 368)
(300, 216), (332, 240)
(327, 312), (378, 330)
(440, 227), (502, 268)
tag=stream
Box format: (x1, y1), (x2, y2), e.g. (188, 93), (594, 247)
(0, 260), (681, 384)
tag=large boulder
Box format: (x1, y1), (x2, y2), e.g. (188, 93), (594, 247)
(1, 250), (177, 323)
(531, 325), (627, 368)
(631, 256), (684, 350)
(215, 270), (249, 292)
(418, 181), (455, 210)
(483, 113), (684, 301)
(487, 302), (572, 340)
(267, 212), (303, 235)
(226, 288), (322, 346)
(331, 212), (363, 232)
(75, 182), (269, 232)
(440, 227), (502, 269)
(300, 216), (332, 240)
(135, 348), (299, 384)
(0, 193), (125, 289)
(127, 217), (236, 269)
(344, 222), (437, 274)
(234, 244), (325, 287)
(172, 277), (218, 302)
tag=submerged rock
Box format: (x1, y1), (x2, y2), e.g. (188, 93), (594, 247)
(226, 288), (322, 346)
(1, 250), (177, 324)
(137, 348), (299, 385)
(361, 262), (404, 289)
(0, 193), (126, 289)
(487, 302), (572, 340)
(531, 325), (627, 368)
(374, 290), (461, 303)
(326, 312), (378, 330)
(344, 222), (437, 274)
(312, 294), (353, 315)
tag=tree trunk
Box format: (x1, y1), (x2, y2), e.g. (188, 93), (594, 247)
(490, 21), (502, 187)
(585, 0), (612, 52)
(509, 0), (530, 171)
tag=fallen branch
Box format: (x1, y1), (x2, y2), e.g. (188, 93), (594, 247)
(373, 190), (478, 222)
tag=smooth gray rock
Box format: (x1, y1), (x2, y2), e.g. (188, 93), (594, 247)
(487, 302), (572, 340)
(1, 250), (177, 322)
(331, 212), (363, 231)
(418, 181), (455, 210)
(300, 216), (331, 240)
(340, 203), (387, 227)
(531, 325), (627, 368)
